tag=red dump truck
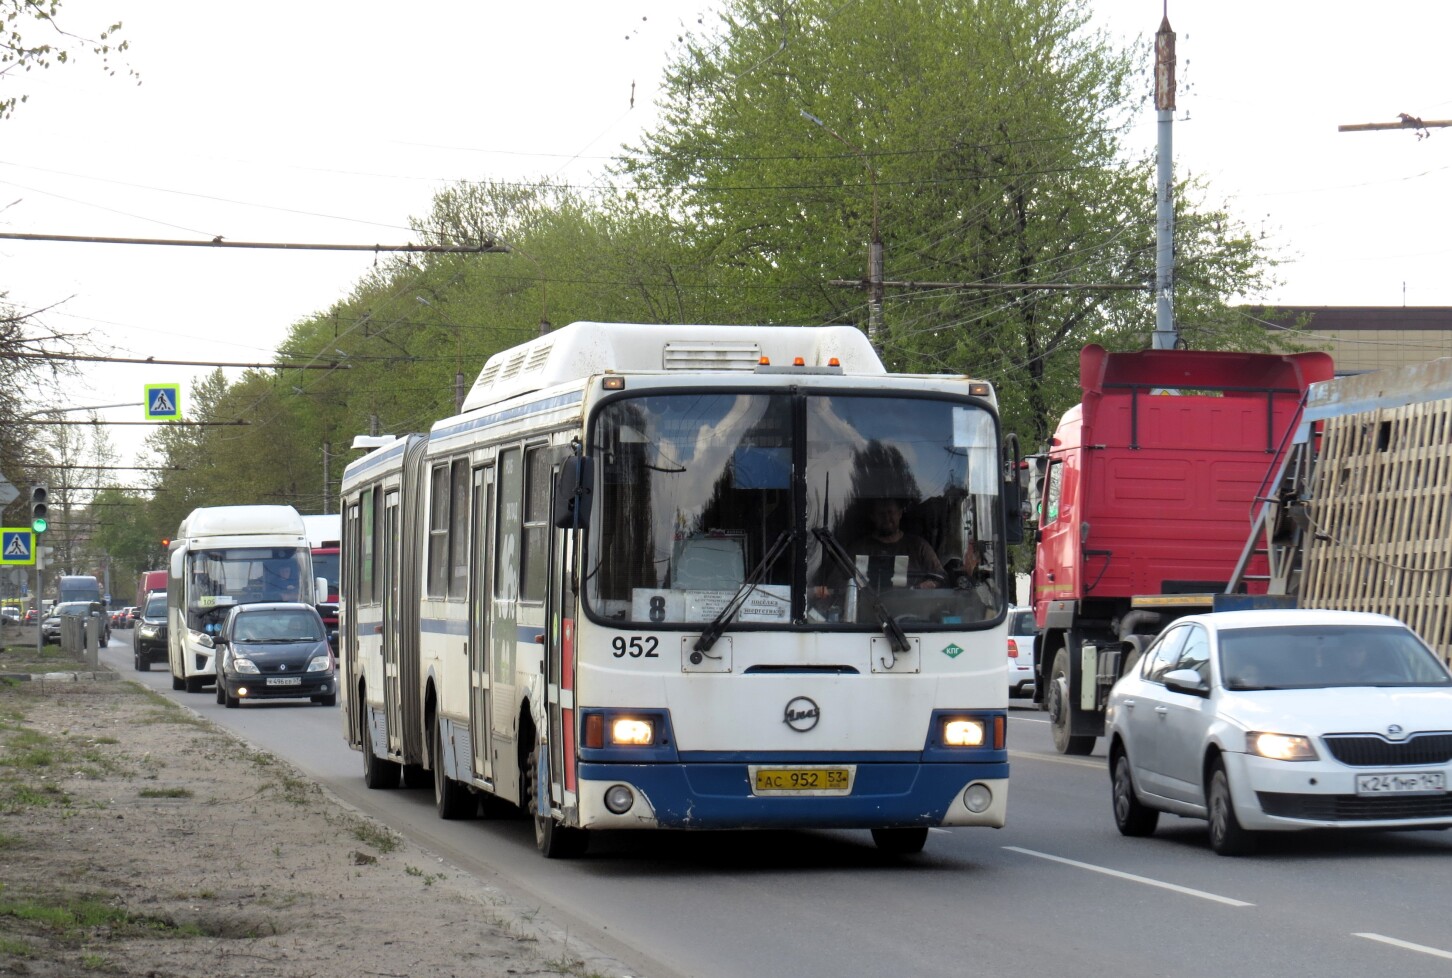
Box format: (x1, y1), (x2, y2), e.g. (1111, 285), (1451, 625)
(1028, 343), (1334, 754)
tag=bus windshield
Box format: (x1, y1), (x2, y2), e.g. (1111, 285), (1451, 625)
(184, 548), (310, 633)
(584, 391), (1004, 629)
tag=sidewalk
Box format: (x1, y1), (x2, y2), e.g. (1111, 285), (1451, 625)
(0, 646), (626, 977)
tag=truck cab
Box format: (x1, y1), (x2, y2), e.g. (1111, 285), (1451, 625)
(1028, 344), (1333, 753)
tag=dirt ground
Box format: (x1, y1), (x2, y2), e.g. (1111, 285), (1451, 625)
(0, 638), (633, 978)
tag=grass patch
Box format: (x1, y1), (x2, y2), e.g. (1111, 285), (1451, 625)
(1, 782), (71, 813)
(345, 816), (401, 854)
(138, 787), (193, 799)
(0, 935), (34, 957)
(0, 893), (200, 940)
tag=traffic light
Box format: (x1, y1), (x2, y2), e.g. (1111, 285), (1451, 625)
(30, 486), (48, 534)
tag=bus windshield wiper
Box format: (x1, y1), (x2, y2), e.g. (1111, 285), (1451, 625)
(813, 527), (910, 653)
(694, 529), (796, 654)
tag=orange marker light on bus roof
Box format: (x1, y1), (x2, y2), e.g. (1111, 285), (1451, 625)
(828, 357), (840, 367)
(793, 356), (806, 366)
(759, 356), (771, 366)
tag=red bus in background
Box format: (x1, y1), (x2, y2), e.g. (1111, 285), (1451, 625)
(302, 515), (341, 636)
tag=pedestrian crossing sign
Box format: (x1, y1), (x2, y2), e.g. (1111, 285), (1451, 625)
(145, 384), (181, 421)
(1, 528), (35, 565)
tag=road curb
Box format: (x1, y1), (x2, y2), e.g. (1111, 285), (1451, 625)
(0, 670), (120, 683)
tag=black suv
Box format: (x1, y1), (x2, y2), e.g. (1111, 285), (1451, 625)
(133, 592), (169, 672)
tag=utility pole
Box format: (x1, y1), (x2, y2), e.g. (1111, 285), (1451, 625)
(322, 442), (331, 515)
(802, 110), (883, 345)
(1152, 10), (1177, 351)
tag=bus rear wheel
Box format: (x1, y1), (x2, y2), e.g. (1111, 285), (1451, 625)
(361, 709), (400, 789)
(432, 721), (474, 819)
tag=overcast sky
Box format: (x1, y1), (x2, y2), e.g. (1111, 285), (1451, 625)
(4, 1), (1450, 467)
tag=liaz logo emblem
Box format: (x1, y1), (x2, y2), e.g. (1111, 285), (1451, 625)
(783, 696), (820, 732)
(942, 643), (964, 659)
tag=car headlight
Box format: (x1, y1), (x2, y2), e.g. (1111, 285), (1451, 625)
(138, 625), (158, 638)
(232, 657), (260, 675)
(1247, 731), (1318, 761)
(306, 653), (332, 673)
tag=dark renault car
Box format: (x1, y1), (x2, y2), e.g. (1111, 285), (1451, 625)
(208, 602), (336, 708)
(133, 592), (169, 671)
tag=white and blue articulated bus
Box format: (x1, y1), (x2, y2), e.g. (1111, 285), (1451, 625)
(339, 322), (1019, 857)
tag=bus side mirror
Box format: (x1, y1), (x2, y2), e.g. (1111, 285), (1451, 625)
(315, 578), (328, 604)
(553, 455), (595, 529)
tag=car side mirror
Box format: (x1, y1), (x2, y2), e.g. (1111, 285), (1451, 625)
(1163, 668), (1209, 697)
(197, 633), (216, 650)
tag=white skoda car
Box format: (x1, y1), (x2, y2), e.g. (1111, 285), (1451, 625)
(1105, 609), (1452, 855)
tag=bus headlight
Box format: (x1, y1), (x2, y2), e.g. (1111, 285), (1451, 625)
(943, 718), (986, 747)
(611, 718), (654, 746)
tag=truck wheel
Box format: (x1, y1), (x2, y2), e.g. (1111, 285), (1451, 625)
(1048, 649), (1095, 756)
(525, 736), (588, 858)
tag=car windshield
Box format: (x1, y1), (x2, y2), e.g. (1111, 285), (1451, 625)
(232, 609), (324, 643)
(1009, 610), (1036, 636)
(51, 602), (94, 618)
(1219, 624), (1452, 690)
(145, 594), (167, 617)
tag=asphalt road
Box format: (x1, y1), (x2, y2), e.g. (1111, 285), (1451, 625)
(101, 633), (1452, 978)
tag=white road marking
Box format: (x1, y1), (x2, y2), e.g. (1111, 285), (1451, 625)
(1009, 713), (1049, 724)
(1005, 846), (1255, 907)
(1354, 933), (1452, 960)
(1007, 749), (1102, 770)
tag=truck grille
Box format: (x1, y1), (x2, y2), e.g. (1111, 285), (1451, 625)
(1322, 733), (1452, 767)
(1257, 792), (1452, 821)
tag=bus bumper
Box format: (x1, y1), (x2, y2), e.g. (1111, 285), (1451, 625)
(574, 761), (1008, 830)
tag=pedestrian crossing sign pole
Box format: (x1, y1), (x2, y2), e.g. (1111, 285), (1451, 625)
(145, 384), (181, 421)
(1, 529), (36, 566)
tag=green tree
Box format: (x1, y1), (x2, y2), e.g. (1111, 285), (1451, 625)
(621, 0), (1289, 446)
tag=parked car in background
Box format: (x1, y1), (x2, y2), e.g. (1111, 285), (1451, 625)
(133, 592), (169, 672)
(1106, 609), (1452, 856)
(24, 609), (38, 624)
(1, 607), (19, 625)
(1007, 606), (1037, 698)
(42, 601), (110, 646)
(208, 602), (336, 708)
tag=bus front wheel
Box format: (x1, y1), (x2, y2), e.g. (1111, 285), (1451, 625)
(525, 737), (588, 859)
